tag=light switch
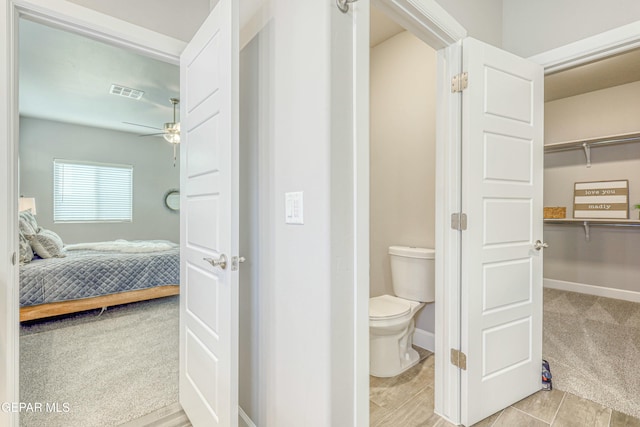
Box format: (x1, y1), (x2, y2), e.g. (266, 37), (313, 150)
(285, 191), (304, 225)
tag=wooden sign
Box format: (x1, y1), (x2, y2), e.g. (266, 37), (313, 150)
(573, 180), (629, 219)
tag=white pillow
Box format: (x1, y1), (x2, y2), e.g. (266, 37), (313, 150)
(28, 229), (65, 259)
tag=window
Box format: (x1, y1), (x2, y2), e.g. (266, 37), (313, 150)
(53, 159), (133, 223)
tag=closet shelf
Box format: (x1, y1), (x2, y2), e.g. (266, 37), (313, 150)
(544, 131), (640, 167)
(544, 218), (640, 241)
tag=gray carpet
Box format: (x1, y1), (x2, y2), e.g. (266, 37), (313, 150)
(20, 296), (179, 427)
(543, 288), (640, 419)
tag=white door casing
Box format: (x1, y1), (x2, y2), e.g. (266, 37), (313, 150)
(460, 37), (544, 426)
(179, 0), (239, 425)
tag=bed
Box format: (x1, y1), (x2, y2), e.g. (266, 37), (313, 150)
(18, 211), (179, 322)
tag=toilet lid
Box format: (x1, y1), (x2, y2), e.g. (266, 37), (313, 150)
(369, 296), (411, 320)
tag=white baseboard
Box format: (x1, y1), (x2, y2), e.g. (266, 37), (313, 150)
(239, 406), (257, 427)
(544, 278), (640, 303)
(413, 328), (435, 352)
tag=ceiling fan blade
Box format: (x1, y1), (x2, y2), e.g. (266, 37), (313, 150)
(123, 121), (163, 131)
(139, 132), (166, 137)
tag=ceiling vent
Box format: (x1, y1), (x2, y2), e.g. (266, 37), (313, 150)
(110, 84), (144, 100)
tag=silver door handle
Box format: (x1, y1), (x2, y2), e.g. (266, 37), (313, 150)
(533, 240), (549, 251)
(203, 254), (228, 270)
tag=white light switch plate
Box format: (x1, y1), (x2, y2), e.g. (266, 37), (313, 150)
(285, 191), (304, 225)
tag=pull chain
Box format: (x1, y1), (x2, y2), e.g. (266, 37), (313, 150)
(173, 144), (177, 167)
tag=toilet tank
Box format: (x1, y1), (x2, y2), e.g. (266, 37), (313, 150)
(389, 246), (435, 303)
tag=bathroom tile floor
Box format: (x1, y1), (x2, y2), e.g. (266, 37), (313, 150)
(370, 346), (640, 427)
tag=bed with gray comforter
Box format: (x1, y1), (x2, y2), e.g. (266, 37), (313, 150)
(20, 246), (180, 307)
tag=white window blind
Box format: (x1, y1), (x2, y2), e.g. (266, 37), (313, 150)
(53, 159), (133, 222)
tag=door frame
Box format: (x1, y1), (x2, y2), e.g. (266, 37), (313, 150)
(354, 0), (466, 424)
(2, 0), (273, 425)
(0, 1), (184, 425)
(352, 3), (640, 427)
(0, 0), (186, 426)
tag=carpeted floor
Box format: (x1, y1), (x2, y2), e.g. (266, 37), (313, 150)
(543, 288), (640, 419)
(20, 296), (179, 427)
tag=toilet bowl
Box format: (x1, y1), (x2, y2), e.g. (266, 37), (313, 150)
(369, 295), (425, 377)
(369, 246), (435, 378)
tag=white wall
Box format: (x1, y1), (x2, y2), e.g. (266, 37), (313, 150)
(67, 0), (210, 41)
(503, 0), (640, 58)
(436, 0), (503, 48)
(544, 81), (640, 293)
(19, 117), (179, 244)
(239, 35), (260, 425)
(370, 31), (437, 333)
(267, 0), (333, 424)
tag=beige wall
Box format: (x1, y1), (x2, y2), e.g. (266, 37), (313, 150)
(370, 31), (436, 331)
(544, 81), (640, 292)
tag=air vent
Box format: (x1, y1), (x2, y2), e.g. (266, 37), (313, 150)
(110, 84), (144, 100)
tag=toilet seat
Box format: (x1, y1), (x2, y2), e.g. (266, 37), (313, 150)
(369, 295), (411, 320)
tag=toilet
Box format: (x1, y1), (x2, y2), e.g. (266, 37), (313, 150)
(369, 246), (435, 377)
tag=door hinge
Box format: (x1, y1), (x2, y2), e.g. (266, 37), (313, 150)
(451, 212), (467, 231)
(451, 348), (467, 370)
(451, 72), (468, 93)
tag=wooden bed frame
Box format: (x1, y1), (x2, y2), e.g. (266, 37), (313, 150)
(20, 285), (180, 322)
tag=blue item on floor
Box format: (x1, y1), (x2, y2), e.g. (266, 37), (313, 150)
(542, 359), (552, 390)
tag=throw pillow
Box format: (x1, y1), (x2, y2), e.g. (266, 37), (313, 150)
(19, 231), (34, 264)
(28, 229), (65, 259)
(18, 210), (40, 236)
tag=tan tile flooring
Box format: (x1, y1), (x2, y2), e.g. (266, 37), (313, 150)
(370, 347), (640, 427)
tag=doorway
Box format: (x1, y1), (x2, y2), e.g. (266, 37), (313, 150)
(368, 6), (439, 425)
(541, 47), (640, 419)
(8, 6), (265, 427)
(17, 16), (182, 426)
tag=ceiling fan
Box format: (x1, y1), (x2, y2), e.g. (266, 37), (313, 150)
(124, 97), (180, 165)
(125, 97), (180, 142)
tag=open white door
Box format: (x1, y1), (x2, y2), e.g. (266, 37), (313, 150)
(179, 0), (239, 426)
(460, 37), (544, 426)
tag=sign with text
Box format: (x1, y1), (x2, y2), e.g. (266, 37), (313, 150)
(574, 180), (629, 219)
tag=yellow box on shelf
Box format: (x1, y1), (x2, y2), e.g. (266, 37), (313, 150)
(543, 207), (566, 219)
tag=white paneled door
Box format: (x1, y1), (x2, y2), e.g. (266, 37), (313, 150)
(460, 37), (544, 426)
(179, 0), (239, 426)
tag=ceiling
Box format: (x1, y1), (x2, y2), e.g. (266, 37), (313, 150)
(369, 6), (640, 102)
(545, 47), (640, 101)
(19, 18), (179, 136)
(19, 11), (640, 133)
(370, 6), (405, 48)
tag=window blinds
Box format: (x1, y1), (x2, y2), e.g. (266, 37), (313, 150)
(53, 159), (133, 222)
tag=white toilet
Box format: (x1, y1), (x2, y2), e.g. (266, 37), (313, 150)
(369, 246), (435, 378)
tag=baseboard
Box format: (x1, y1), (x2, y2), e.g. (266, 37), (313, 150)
(413, 328), (435, 352)
(544, 278), (640, 303)
(239, 406), (257, 427)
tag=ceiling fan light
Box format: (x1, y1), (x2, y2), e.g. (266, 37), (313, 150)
(163, 122), (180, 144)
(163, 132), (180, 144)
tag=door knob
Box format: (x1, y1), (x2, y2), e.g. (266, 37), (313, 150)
(203, 254), (228, 270)
(533, 240), (549, 251)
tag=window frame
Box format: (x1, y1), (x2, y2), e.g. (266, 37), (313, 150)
(53, 159), (134, 223)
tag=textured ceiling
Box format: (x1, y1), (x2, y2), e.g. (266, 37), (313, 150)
(19, 18), (179, 136)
